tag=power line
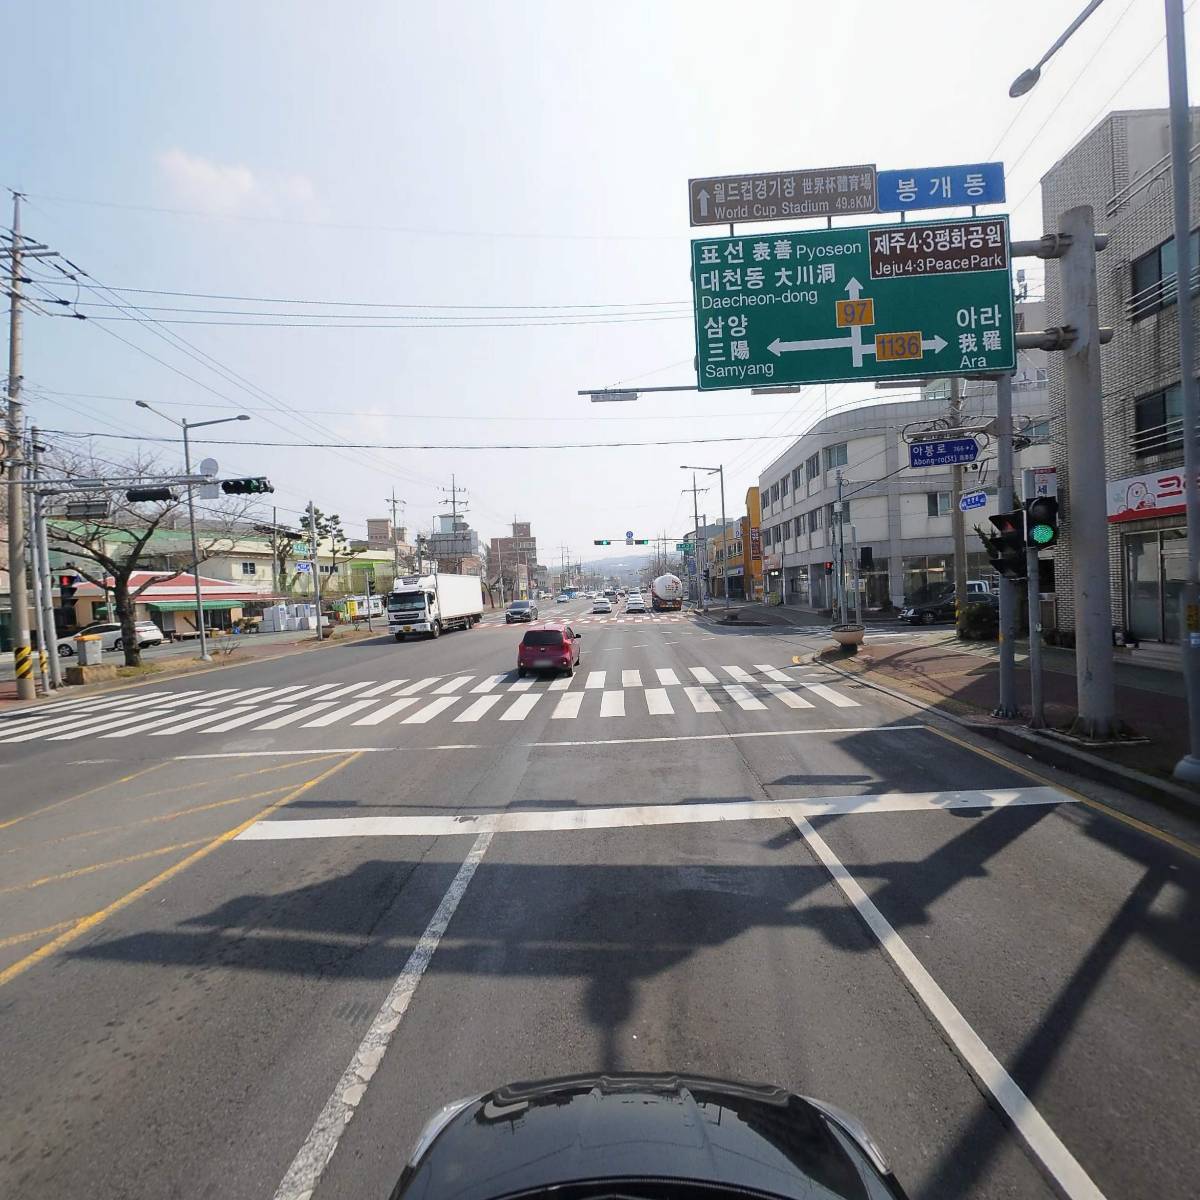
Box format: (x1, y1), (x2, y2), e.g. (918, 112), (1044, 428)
(49, 311), (692, 330)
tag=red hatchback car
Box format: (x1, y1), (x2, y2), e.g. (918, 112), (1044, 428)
(517, 622), (581, 677)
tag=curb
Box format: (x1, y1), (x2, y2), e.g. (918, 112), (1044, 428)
(0, 627), (389, 716)
(816, 654), (1200, 821)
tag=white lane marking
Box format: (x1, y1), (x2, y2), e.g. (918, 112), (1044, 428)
(552, 693), (584, 720)
(621, 669), (641, 688)
(754, 664), (794, 683)
(205, 704), (301, 733)
(723, 665), (757, 683)
(48, 708), (175, 741)
(599, 691), (625, 718)
(723, 683), (767, 711)
(800, 681), (860, 708)
(508, 678), (534, 692)
(150, 707), (260, 736)
(319, 682), (376, 701)
(688, 666), (718, 685)
(470, 674), (508, 693)
(792, 817), (1106, 1200)
(272, 831), (492, 1200)
(396, 676), (440, 696)
(655, 667), (680, 686)
(434, 675), (473, 695)
(531, 724), (925, 748)
(191, 686), (271, 707)
(763, 682), (815, 709)
(454, 695), (503, 723)
(547, 674), (575, 691)
(175, 749), (393, 758)
(402, 696), (459, 724)
(282, 682), (342, 703)
(103, 705), (264, 738)
(240, 787), (1072, 841)
(358, 679), (408, 698)
(256, 701), (339, 730)
(353, 696), (420, 726)
(644, 687), (673, 715)
(500, 694), (539, 721)
(584, 671), (606, 690)
(684, 686), (720, 714)
(302, 699), (378, 728)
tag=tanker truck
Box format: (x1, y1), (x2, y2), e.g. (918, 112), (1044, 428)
(650, 573), (684, 612)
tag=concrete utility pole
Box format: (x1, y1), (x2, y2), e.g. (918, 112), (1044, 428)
(31, 428), (61, 689)
(1061, 205), (1117, 738)
(1166, 0), (1200, 780)
(308, 500), (324, 641)
(949, 375), (969, 630)
(25, 436), (48, 694)
(683, 474), (709, 608)
(993, 373), (1020, 717)
(5, 193), (34, 699)
(835, 468), (847, 623)
(387, 490), (405, 578)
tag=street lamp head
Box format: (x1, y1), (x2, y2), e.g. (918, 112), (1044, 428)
(236, 414), (250, 421)
(135, 400), (150, 410)
(1009, 66), (1041, 97)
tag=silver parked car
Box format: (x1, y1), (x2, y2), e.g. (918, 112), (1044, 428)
(56, 620), (165, 657)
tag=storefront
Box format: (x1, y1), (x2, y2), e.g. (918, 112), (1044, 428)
(1109, 467), (1190, 643)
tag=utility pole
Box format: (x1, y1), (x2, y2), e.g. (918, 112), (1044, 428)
(835, 468), (847, 623)
(5, 193), (33, 699)
(31, 428), (61, 689)
(181, 418), (209, 662)
(993, 373), (1020, 717)
(683, 474), (709, 608)
(1166, 0), (1200, 779)
(950, 375), (969, 632)
(439, 474), (469, 573)
(25, 435), (48, 694)
(387, 489), (405, 579)
(308, 500), (324, 641)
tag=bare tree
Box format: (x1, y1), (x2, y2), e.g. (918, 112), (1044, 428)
(46, 450), (252, 667)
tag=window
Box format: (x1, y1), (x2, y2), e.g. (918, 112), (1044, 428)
(807, 508), (821, 533)
(822, 442), (848, 470)
(926, 492), (952, 517)
(1026, 419), (1051, 444)
(240, 561), (257, 576)
(781, 475), (789, 497)
(805, 452), (821, 481)
(782, 519), (792, 540)
(1130, 230), (1200, 318)
(792, 466), (804, 491)
(770, 481), (780, 503)
(1134, 384), (1183, 457)
(1035, 367), (1048, 384)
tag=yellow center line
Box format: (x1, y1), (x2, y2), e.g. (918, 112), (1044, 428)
(0, 760), (171, 832)
(0, 919), (78, 950)
(0, 782), (299, 856)
(0, 751), (365, 990)
(925, 725), (1200, 860)
(0, 837), (214, 896)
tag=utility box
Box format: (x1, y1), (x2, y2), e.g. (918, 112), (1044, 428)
(76, 635), (103, 666)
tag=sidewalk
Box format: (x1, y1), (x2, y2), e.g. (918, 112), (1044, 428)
(830, 631), (1189, 784)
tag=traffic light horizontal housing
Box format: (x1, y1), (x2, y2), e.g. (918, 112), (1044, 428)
(126, 487), (176, 502)
(221, 477), (275, 495)
(633, 539), (650, 545)
(593, 539), (611, 545)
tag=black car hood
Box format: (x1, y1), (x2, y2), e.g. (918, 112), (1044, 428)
(392, 1072), (905, 1200)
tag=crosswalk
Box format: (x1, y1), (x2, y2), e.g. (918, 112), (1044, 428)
(0, 663), (861, 746)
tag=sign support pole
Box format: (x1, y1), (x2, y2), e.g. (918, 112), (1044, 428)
(950, 376), (969, 632)
(835, 469), (847, 624)
(1026, 543), (1046, 728)
(993, 373), (1020, 716)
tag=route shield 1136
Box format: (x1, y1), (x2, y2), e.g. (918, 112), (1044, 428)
(691, 215), (1015, 389)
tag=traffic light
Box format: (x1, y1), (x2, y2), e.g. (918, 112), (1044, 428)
(982, 511), (1027, 579)
(221, 477), (274, 495)
(1025, 495), (1059, 549)
(593, 539), (611, 546)
(58, 571), (79, 615)
(633, 538), (650, 545)
(823, 561), (833, 575)
(126, 486), (176, 502)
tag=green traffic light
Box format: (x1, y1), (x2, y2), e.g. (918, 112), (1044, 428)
(1030, 524), (1055, 546)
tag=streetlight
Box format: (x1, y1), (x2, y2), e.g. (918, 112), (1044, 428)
(681, 464), (730, 611)
(135, 401), (250, 661)
(1010, 0), (1200, 780)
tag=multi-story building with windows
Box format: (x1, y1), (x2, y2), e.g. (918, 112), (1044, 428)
(1041, 107), (1200, 644)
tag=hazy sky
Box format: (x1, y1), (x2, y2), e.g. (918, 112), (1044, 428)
(6, 0), (1197, 565)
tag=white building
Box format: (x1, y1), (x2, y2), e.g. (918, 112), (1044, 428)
(756, 350), (1052, 611)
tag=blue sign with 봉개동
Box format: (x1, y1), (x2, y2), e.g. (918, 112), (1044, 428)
(909, 437), (980, 468)
(877, 162), (1005, 212)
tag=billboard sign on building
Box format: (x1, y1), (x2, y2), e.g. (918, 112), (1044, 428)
(1107, 467), (1193, 523)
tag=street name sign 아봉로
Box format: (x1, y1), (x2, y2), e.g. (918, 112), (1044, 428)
(294, 560), (313, 573)
(910, 438), (981, 468)
(877, 162), (1005, 212)
(691, 216), (1015, 390)
(689, 166), (877, 226)
(960, 490), (988, 512)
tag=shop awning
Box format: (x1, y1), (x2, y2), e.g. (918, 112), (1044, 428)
(147, 599), (244, 612)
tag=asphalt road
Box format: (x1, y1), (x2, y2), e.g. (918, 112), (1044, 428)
(0, 597), (1195, 1200)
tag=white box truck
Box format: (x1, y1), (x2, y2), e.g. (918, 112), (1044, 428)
(388, 573), (484, 640)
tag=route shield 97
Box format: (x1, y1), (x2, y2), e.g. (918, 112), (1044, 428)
(690, 215), (1015, 390)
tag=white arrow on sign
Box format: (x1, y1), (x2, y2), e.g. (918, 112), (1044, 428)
(767, 331), (948, 360)
(845, 276), (863, 300)
(697, 187), (710, 218)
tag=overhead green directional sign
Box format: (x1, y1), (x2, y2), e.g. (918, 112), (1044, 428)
(691, 216), (1015, 389)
